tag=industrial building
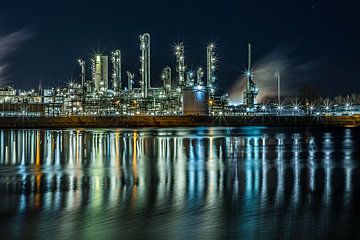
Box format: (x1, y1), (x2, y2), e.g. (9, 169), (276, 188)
(0, 33), (358, 117)
(12, 33), (230, 117)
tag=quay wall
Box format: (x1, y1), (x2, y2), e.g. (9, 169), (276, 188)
(0, 115), (359, 128)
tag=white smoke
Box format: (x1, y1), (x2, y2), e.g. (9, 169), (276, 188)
(229, 47), (323, 105)
(0, 30), (32, 86)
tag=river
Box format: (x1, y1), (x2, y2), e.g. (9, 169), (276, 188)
(0, 127), (359, 239)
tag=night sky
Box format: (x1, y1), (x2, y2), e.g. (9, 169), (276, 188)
(0, 0), (359, 97)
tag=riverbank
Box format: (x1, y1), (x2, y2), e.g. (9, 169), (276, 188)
(0, 115), (360, 128)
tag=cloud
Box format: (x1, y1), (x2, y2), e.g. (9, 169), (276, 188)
(0, 29), (32, 85)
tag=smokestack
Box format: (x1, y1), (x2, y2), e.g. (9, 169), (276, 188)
(248, 43), (252, 71)
(276, 71), (281, 104)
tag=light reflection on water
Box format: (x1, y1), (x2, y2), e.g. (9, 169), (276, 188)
(0, 127), (360, 239)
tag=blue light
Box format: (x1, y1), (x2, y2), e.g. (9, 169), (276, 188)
(195, 91), (205, 101)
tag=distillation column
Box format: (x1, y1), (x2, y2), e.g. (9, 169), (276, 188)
(207, 43), (216, 93)
(78, 59), (86, 101)
(92, 54), (109, 92)
(175, 43), (185, 87)
(161, 66), (171, 93)
(243, 43), (259, 110)
(111, 50), (121, 93)
(127, 71), (134, 91)
(196, 67), (204, 86)
(140, 33), (151, 97)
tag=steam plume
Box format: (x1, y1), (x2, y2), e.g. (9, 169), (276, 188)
(229, 47), (322, 105)
(0, 29), (32, 85)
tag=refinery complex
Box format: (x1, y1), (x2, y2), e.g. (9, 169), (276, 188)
(0, 33), (359, 118)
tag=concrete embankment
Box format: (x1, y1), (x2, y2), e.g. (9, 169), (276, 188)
(0, 115), (360, 128)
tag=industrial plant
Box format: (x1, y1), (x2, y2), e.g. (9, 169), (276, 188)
(0, 33), (359, 118)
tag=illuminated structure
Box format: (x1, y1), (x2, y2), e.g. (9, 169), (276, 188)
(196, 67), (204, 86)
(92, 54), (109, 92)
(175, 43), (185, 87)
(1, 33), (358, 118)
(140, 33), (151, 97)
(183, 86), (209, 115)
(243, 43), (258, 111)
(127, 71), (134, 91)
(78, 59), (86, 102)
(111, 50), (122, 93)
(207, 43), (216, 93)
(78, 59), (86, 89)
(161, 67), (171, 93)
(186, 70), (195, 87)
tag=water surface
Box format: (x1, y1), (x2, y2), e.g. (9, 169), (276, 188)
(0, 127), (360, 239)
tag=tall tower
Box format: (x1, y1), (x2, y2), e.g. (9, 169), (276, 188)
(207, 43), (216, 91)
(111, 50), (121, 93)
(196, 67), (204, 86)
(78, 59), (86, 87)
(92, 54), (109, 92)
(186, 70), (195, 86)
(243, 43), (258, 110)
(175, 43), (185, 87)
(275, 71), (281, 104)
(78, 59), (86, 101)
(127, 71), (134, 91)
(161, 66), (171, 92)
(140, 33), (151, 97)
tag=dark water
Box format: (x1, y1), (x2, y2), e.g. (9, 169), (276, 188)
(0, 127), (360, 239)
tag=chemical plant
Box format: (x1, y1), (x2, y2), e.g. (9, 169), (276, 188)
(0, 33), (359, 117)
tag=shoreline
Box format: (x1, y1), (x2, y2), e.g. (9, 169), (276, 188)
(0, 115), (359, 128)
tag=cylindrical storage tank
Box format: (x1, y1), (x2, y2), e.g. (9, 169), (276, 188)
(182, 86), (209, 115)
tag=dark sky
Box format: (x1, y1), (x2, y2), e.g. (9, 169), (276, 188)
(0, 0), (359, 96)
